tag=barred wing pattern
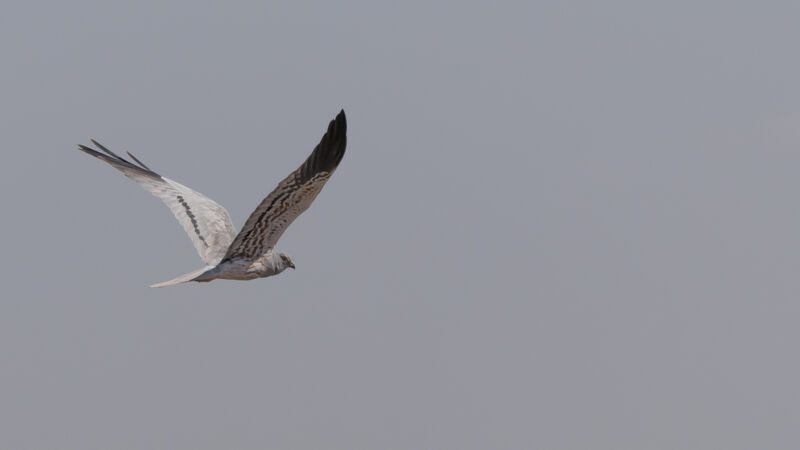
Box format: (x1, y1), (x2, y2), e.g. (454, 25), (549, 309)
(222, 110), (347, 261)
(78, 140), (237, 265)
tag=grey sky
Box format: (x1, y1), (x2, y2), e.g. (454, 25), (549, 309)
(2, 1), (800, 448)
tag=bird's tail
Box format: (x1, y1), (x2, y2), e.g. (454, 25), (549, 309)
(150, 266), (215, 288)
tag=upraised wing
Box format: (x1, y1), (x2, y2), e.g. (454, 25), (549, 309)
(78, 140), (237, 265)
(221, 109), (347, 261)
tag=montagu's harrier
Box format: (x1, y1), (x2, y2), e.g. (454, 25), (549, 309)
(78, 110), (347, 287)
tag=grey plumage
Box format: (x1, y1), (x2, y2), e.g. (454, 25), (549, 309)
(78, 140), (237, 264)
(78, 109), (347, 286)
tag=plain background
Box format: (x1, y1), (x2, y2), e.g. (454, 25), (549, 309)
(2, 1), (800, 448)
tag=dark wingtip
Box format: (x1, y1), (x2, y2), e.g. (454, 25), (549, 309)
(330, 109), (347, 142)
(298, 110), (347, 179)
(126, 151), (152, 171)
(89, 138), (128, 162)
(78, 139), (161, 178)
(89, 139), (109, 152)
(328, 109), (347, 163)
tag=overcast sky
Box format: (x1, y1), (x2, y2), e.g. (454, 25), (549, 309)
(2, 1), (800, 449)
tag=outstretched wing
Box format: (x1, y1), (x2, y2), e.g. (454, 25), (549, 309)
(78, 140), (237, 265)
(222, 109), (347, 261)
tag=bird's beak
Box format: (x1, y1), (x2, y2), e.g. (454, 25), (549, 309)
(289, 262), (296, 269)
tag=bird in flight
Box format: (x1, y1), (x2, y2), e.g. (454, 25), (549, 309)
(78, 109), (347, 287)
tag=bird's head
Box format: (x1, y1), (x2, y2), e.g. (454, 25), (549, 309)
(278, 253), (296, 271)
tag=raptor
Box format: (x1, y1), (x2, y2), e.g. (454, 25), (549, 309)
(78, 110), (347, 287)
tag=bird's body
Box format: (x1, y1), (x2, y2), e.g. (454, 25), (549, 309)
(78, 110), (347, 287)
(207, 254), (284, 281)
